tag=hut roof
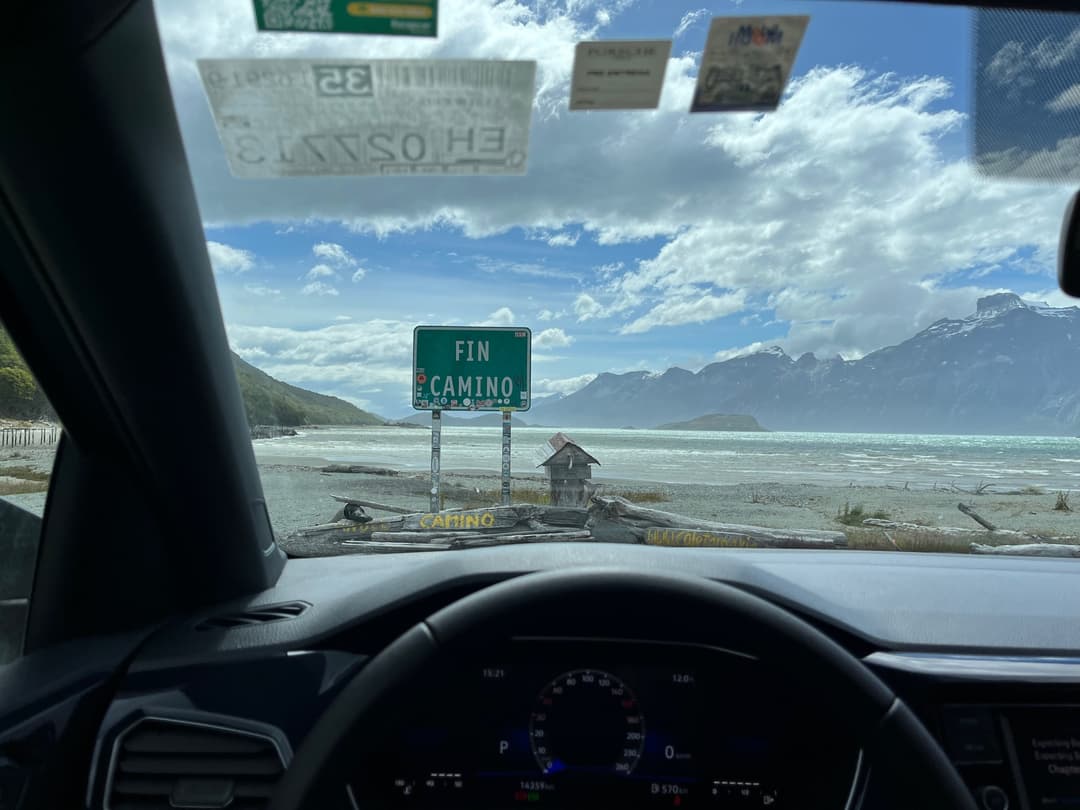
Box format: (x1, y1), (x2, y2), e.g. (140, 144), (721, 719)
(537, 432), (601, 467)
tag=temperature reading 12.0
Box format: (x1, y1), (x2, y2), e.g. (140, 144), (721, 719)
(529, 669), (646, 777)
(672, 673), (695, 685)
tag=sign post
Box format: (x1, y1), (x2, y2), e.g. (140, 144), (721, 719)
(413, 326), (531, 511)
(430, 410), (442, 512)
(501, 411), (512, 505)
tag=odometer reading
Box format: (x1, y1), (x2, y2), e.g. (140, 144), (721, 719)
(529, 669), (646, 776)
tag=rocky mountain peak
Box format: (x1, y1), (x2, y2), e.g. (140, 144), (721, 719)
(975, 292), (1027, 318)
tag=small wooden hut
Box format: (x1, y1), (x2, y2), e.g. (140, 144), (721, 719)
(538, 433), (601, 507)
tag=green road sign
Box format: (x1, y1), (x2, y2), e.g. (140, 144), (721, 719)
(413, 326), (531, 411)
(253, 0), (437, 38)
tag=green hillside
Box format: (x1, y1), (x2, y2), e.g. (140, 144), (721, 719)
(0, 325), (381, 427)
(0, 326), (51, 420)
(232, 353), (383, 427)
(657, 413), (767, 432)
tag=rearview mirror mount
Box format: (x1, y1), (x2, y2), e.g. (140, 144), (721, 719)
(1058, 190), (1080, 298)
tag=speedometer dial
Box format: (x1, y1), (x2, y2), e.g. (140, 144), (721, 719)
(529, 669), (646, 777)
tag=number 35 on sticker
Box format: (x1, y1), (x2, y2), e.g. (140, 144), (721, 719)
(313, 65), (373, 96)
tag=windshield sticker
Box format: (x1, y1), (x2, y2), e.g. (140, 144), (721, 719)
(690, 15), (809, 113)
(569, 40), (673, 111)
(251, 0), (437, 38)
(198, 59), (537, 177)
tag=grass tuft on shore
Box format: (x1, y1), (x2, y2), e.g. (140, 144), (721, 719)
(835, 502), (890, 526)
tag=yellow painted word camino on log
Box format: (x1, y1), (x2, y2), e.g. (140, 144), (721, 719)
(419, 512), (497, 530)
(645, 528), (755, 548)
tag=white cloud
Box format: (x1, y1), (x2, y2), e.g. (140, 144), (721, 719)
(573, 293), (604, 321)
(166, 3), (1074, 371)
(1048, 82), (1080, 112)
(976, 136), (1080, 183)
(351, 268), (367, 283)
(985, 41), (1031, 88)
(206, 240), (254, 273)
(563, 65), (1071, 354)
(333, 315), (352, 321)
(301, 281), (340, 296)
(305, 263), (336, 279)
(1032, 24), (1080, 70)
(312, 241), (358, 268)
(534, 327), (573, 348)
(537, 308), (565, 321)
(673, 8), (708, 39)
(476, 256), (575, 279)
(619, 290), (747, 334)
(547, 232), (579, 247)
(713, 341), (770, 362)
(227, 319), (415, 412)
(534, 373), (597, 395)
(482, 306), (515, 325)
(986, 24), (1080, 89)
(243, 283), (281, 296)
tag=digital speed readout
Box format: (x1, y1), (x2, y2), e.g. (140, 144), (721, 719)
(528, 669), (646, 776)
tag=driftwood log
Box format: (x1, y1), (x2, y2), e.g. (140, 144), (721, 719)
(330, 494), (412, 515)
(971, 543), (1080, 558)
(343, 529), (593, 552)
(958, 503), (997, 531)
(322, 464), (399, 476)
(587, 496), (846, 548)
(281, 504), (591, 555)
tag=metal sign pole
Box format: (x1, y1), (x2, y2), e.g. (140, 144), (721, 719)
(501, 410), (512, 506)
(431, 409), (442, 513)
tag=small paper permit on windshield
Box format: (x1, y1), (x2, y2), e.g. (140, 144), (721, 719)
(569, 40), (673, 110)
(690, 16), (809, 113)
(198, 59), (536, 178)
(251, 0), (438, 38)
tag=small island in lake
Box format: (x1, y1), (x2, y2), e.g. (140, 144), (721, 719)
(656, 413), (767, 432)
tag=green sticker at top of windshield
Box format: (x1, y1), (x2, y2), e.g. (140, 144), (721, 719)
(252, 0), (437, 38)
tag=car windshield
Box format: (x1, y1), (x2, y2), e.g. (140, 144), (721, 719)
(139, 0), (1080, 558)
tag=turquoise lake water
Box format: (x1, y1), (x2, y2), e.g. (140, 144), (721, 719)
(252, 427), (1080, 491)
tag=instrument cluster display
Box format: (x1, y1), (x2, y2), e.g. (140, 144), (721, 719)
(352, 639), (859, 809)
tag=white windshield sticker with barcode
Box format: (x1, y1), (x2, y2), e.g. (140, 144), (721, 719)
(198, 59), (537, 178)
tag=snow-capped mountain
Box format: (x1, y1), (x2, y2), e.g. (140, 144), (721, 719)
(528, 294), (1080, 434)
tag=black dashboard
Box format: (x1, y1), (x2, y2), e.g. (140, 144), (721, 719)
(54, 546), (1080, 810)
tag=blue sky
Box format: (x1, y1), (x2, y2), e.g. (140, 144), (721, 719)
(155, 0), (1078, 418)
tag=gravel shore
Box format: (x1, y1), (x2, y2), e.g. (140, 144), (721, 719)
(255, 459), (1080, 539)
(8, 445), (1080, 542)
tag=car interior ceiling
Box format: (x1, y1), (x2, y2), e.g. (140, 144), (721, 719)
(1, 2), (1079, 810)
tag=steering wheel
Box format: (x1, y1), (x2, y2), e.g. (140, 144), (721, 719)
(269, 569), (977, 810)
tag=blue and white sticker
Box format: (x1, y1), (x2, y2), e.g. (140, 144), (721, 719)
(690, 16), (809, 113)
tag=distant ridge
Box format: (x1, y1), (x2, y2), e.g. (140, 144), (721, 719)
(528, 294), (1080, 435)
(658, 414), (767, 432)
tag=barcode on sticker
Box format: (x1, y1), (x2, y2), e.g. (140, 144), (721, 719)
(374, 63), (521, 90)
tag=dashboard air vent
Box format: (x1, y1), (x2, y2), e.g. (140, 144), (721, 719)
(107, 718), (285, 810)
(195, 600), (309, 631)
